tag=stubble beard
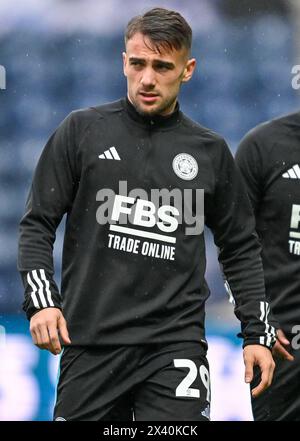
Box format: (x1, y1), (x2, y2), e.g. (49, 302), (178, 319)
(133, 94), (177, 117)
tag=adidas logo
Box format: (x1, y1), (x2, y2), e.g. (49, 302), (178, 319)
(99, 146), (121, 160)
(282, 164), (300, 179)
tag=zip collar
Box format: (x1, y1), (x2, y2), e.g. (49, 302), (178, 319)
(122, 96), (182, 129)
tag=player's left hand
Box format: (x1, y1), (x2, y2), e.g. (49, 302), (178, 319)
(243, 344), (275, 398)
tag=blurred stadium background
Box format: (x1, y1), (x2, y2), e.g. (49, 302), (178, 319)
(0, 0), (299, 421)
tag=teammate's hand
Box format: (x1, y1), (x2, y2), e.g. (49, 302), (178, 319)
(30, 308), (71, 355)
(272, 329), (294, 361)
(243, 344), (275, 398)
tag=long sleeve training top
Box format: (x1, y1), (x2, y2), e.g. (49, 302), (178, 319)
(236, 112), (300, 337)
(18, 97), (276, 348)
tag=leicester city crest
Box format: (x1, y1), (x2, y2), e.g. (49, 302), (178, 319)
(172, 153), (198, 180)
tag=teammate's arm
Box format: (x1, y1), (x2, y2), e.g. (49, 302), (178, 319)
(236, 133), (294, 363)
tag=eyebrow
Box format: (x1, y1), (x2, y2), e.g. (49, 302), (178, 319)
(129, 57), (175, 69)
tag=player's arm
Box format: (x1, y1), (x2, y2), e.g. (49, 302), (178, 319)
(18, 113), (79, 354)
(206, 139), (276, 396)
(236, 132), (294, 363)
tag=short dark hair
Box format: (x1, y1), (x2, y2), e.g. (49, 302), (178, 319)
(125, 7), (192, 54)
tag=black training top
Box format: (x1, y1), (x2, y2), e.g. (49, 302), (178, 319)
(236, 111), (300, 337)
(18, 97), (276, 348)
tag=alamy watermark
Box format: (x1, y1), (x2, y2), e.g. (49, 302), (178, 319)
(291, 65), (300, 90)
(0, 65), (6, 90)
(94, 181), (204, 261)
(95, 181), (205, 236)
(291, 325), (300, 350)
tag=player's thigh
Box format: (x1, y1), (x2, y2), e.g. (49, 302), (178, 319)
(134, 343), (210, 421)
(251, 353), (300, 421)
(54, 345), (135, 421)
(100, 393), (134, 421)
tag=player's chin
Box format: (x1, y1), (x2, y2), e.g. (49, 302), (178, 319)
(135, 98), (161, 114)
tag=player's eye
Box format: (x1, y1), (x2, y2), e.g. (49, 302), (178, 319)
(154, 63), (172, 72)
(130, 60), (144, 67)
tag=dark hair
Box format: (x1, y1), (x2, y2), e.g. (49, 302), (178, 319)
(125, 7), (192, 54)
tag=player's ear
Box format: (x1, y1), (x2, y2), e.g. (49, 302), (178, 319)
(181, 58), (196, 83)
(123, 52), (128, 77)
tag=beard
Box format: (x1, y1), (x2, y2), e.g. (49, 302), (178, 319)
(132, 94), (177, 117)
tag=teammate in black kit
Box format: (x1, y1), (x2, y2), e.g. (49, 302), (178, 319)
(18, 8), (276, 421)
(236, 112), (300, 420)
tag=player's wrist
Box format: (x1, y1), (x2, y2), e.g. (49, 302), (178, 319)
(27, 305), (62, 321)
(242, 336), (276, 350)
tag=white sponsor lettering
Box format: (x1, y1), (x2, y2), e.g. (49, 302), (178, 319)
(290, 204), (300, 229)
(289, 205), (300, 255)
(111, 195), (179, 233)
(107, 234), (175, 261)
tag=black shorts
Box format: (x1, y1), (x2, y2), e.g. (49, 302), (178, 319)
(53, 341), (210, 421)
(251, 345), (300, 421)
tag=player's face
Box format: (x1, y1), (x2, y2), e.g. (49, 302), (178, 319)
(123, 32), (196, 116)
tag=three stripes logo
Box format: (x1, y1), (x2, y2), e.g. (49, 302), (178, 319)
(98, 146), (121, 160)
(259, 301), (276, 348)
(27, 269), (54, 309)
(282, 164), (300, 179)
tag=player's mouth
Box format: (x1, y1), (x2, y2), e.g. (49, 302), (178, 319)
(139, 92), (160, 103)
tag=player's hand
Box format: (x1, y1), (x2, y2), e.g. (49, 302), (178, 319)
(243, 344), (275, 398)
(30, 308), (71, 355)
(272, 329), (294, 361)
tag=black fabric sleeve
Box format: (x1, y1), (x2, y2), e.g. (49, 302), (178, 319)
(235, 131), (280, 330)
(205, 139), (276, 348)
(235, 131), (264, 215)
(18, 112), (79, 320)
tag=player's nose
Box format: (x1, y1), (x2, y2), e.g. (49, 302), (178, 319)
(140, 68), (156, 88)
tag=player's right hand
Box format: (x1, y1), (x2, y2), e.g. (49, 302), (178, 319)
(272, 329), (294, 361)
(29, 308), (71, 355)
